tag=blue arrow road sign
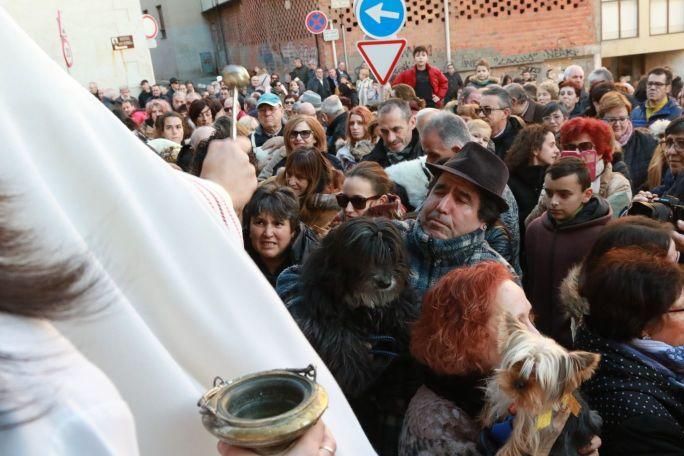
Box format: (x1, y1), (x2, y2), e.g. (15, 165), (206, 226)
(355, 0), (406, 40)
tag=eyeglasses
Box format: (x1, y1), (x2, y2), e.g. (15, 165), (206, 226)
(562, 141), (594, 152)
(542, 114), (564, 122)
(335, 193), (381, 210)
(660, 137), (684, 152)
(284, 100), (295, 105)
(289, 129), (313, 140)
(475, 106), (506, 116)
(603, 116), (629, 124)
(647, 81), (667, 88)
(559, 90), (577, 97)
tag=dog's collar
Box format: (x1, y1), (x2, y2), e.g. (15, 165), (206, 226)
(532, 393), (583, 453)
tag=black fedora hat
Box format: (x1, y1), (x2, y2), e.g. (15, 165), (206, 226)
(425, 142), (509, 212)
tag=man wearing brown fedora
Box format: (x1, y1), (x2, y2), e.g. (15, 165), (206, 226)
(394, 141), (516, 302)
(419, 112), (521, 276)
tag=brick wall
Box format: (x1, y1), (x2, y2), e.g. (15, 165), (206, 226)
(213, 0), (599, 81)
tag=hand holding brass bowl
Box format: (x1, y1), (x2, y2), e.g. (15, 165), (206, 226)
(221, 64), (250, 90)
(198, 365), (328, 455)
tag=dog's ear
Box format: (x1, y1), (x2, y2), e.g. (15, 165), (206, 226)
(569, 351), (601, 385)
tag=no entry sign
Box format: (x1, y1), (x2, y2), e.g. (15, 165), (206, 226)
(305, 10), (329, 35)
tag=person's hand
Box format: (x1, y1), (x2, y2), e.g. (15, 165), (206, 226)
(432, 94), (441, 103)
(673, 221), (684, 253)
(578, 435), (601, 456)
(200, 138), (257, 215)
(217, 420), (336, 456)
(261, 136), (285, 152)
(633, 191), (656, 203)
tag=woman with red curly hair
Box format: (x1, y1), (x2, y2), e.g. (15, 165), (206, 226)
(525, 116), (632, 225)
(398, 261), (536, 455)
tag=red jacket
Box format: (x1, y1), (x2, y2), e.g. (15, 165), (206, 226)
(392, 63), (449, 107)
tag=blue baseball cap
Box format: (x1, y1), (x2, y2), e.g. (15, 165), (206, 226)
(257, 93), (282, 107)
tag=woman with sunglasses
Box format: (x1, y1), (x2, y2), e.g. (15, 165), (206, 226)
(259, 115), (342, 180)
(283, 95), (297, 120)
(336, 106), (374, 170)
(599, 91), (657, 191)
(525, 117), (632, 226)
(335, 161), (406, 222)
(243, 184), (318, 288)
(276, 146), (344, 236)
(572, 239), (684, 454)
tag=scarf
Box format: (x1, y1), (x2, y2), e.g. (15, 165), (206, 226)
(616, 119), (634, 146)
(631, 338), (684, 377)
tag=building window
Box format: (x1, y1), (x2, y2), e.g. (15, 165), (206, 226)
(156, 5), (167, 39)
(602, 0), (639, 40)
(651, 0), (684, 35)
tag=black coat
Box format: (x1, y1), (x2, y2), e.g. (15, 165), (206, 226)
(622, 129), (657, 192)
(521, 101), (545, 124)
(362, 129), (424, 168)
(444, 71), (463, 102)
(492, 117), (524, 161)
(509, 165), (546, 234)
(326, 112), (348, 154)
(289, 65), (309, 85)
(306, 77), (331, 100)
(576, 327), (684, 455)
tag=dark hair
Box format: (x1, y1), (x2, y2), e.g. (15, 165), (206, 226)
(478, 193), (503, 225)
(558, 80), (581, 98)
(541, 101), (568, 118)
(207, 98), (223, 117)
(665, 116), (684, 136)
(634, 75), (648, 103)
(413, 45), (428, 57)
(243, 184), (300, 234)
(155, 111), (185, 139)
(284, 146), (335, 202)
(582, 247), (683, 341)
(476, 58), (490, 70)
(546, 157), (591, 190)
(584, 82), (616, 117)
(505, 124), (554, 172)
(346, 161), (393, 196)
(190, 128), (228, 176)
(189, 99), (211, 125)
(649, 67), (673, 85)
(582, 216), (672, 274)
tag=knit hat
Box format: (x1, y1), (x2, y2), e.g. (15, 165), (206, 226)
(299, 90), (322, 111)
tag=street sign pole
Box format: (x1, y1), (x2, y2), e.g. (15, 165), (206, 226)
(329, 22), (338, 69)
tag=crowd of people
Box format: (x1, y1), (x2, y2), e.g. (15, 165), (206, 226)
(8, 42), (684, 455)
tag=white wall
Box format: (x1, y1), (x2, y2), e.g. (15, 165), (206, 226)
(1, 0), (155, 92)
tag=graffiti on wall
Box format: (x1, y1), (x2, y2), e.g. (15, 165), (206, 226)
(459, 48), (581, 70)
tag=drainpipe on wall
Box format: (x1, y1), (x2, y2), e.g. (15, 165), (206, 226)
(444, 0), (451, 65)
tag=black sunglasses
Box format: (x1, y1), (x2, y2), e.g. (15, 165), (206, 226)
(562, 141), (594, 152)
(289, 129), (312, 140)
(474, 106), (506, 116)
(336, 193), (381, 210)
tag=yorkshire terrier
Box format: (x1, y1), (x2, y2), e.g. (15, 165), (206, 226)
(481, 315), (602, 456)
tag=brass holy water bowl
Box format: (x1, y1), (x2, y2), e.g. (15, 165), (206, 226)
(198, 365), (328, 455)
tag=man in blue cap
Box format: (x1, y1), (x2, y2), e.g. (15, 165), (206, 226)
(249, 93), (287, 172)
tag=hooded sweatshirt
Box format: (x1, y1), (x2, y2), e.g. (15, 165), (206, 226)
(525, 196), (611, 347)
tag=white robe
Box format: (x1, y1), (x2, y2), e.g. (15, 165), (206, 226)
(0, 6), (374, 455)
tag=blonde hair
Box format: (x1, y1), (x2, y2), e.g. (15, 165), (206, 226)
(538, 80), (559, 100)
(467, 119), (492, 137)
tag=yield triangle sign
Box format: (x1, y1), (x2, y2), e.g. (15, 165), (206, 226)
(356, 38), (407, 85)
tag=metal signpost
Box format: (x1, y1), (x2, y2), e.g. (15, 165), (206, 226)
(354, 0), (408, 89)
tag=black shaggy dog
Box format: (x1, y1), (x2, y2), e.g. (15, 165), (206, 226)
(276, 218), (419, 455)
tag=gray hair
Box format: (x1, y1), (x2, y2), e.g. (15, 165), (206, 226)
(588, 67), (614, 85)
(321, 95), (344, 115)
(460, 86), (480, 103)
(504, 83), (528, 102)
(564, 64), (584, 79)
(416, 108), (440, 136)
(421, 112), (472, 150)
(377, 98), (412, 122)
(482, 86), (512, 108)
